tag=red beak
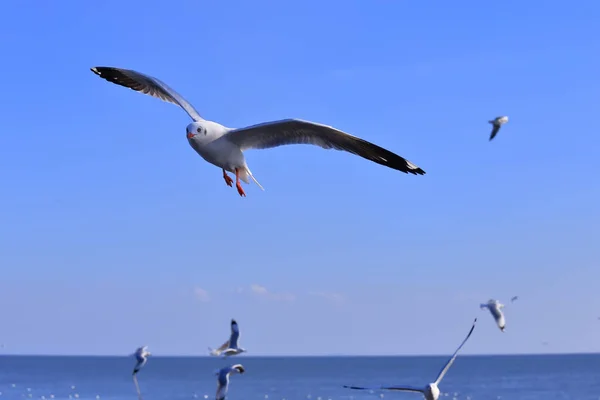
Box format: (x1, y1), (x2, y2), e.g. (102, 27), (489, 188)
(186, 132), (194, 139)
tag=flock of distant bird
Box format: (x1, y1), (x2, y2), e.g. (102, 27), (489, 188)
(131, 297), (517, 400)
(89, 65), (514, 400)
(132, 319), (247, 400)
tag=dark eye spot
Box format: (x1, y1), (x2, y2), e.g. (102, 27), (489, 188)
(197, 127), (202, 133)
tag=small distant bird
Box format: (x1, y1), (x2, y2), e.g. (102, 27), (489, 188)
(215, 364), (245, 400)
(480, 299), (506, 331)
(132, 346), (151, 400)
(209, 319), (246, 357)
(90, 66), (425, 197)
(488, 116), (509, 141)
(344, 318), (477, 400)
(510, 296), (518, 302)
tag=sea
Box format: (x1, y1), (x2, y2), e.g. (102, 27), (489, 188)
(0, 355), (599, 400)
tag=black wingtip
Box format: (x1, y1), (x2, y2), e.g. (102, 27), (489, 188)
(231, 319), (237, 324)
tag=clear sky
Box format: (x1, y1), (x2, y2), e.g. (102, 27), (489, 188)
(0, 0), (599, 356)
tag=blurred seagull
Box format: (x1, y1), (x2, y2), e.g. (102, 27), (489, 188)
(90, 66), (426, 197)
(480, 299), (507, 331)
(510, 296), (519, 302)
(209, 319), (246, 357)
(488, 116), (509, 141)
(132, 345), (151, 400)
(215, 364), (245, 400)
(343, 318), (477, 400)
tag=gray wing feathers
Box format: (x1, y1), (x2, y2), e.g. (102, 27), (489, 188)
(216, 340), (230, 352)
(344, 385), (423, 393)
(229, 323), (240, 348)
(489, 124), (501, 140)
(434, 318), (477, 385)
(225, 119), (425, 175)
(381, 386), (424, 393)
(90, 66), (203, 122)
(216, 381), (227, 400)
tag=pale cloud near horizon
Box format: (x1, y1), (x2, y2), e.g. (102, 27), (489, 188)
(231, 285), (346, 304)
(239, 284), (296, 302)
(193, 287), (210, 302)
(308, 291), (346, 305)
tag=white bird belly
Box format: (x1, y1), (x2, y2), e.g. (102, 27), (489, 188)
(190, 139), (246, 172)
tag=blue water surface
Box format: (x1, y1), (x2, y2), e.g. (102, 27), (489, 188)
(0, 355), (599, 400)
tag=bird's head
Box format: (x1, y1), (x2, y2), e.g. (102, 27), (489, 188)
(232, 364), (245, 374)
(140, 345), (151, 357)
(186, 122), (208, 140)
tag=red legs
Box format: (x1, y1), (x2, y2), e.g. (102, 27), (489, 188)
(222, 169), (234, 187)
(235, 168), (246, 197)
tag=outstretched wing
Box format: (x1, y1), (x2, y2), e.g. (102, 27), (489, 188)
(90, 66), (204, 122)
(434, 318), (477, 385)
(132, 358), (147, 375)
(489, 124), (501, 141)
(224, 119), (425, 175)
(343, 385), (423, 393)
(215, 378), (228, 400)
(229, 319), (240, 348)
(490, 307), (506, 330)
(210, 340), (230, 356)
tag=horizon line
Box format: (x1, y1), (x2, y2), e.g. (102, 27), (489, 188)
(0, 351), (598, 358)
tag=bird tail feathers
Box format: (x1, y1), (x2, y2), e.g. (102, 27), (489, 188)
(244, 167), (264, 191)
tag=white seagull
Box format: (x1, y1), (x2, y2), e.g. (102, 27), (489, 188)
(215, 364), (245, 400)
(488, 116), (509, 141)
(480, 299), (506, 331)
(343, 318), (477, 400)
(131, 345), (151, 400)
(90, 66), (426, 197)
(209, 319), (246, 357)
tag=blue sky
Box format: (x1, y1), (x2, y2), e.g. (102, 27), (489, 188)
(0, 1), (599, 356)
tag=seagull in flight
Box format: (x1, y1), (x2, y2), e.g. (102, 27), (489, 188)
(488, 116), (509, 141)
(209, 319), (246, 357)
(132, 345), (151, 400)
(510, 296), (518, 302)
(480, 299), (507, 331)
(90, 66), (426, 197)
(343, 318), (477, 400)
(215, 364), (245, 400)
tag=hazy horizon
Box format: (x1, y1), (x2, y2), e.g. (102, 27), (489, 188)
(1, 352), (599, 358)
